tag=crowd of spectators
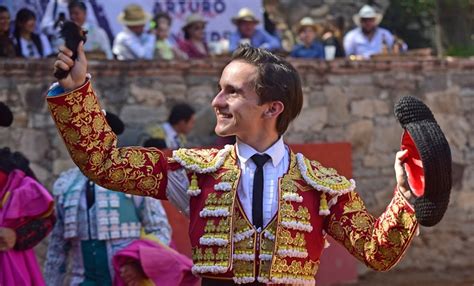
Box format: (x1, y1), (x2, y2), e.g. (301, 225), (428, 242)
(0, 2), (407, 61)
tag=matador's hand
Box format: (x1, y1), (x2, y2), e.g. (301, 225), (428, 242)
(54, 41), (88, 91)
(394, 149), (412, 200)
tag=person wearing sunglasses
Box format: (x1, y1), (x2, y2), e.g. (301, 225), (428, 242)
(178, 13), (209, 59)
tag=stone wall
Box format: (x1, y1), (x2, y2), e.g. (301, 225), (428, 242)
(0, 57), (473, 280)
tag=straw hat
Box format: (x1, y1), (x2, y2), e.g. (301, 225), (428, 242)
(118, 4), (151, 26)
(353, 5), (383, 26)
(182, 13), (207, 29)
(232, 8), (260, 25)
(296, 17), (319, 33)
(394, 96), (452, 227)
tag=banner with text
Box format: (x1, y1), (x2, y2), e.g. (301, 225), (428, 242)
(0, 0), (263, 43)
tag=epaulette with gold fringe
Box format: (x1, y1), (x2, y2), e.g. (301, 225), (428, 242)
(296, 153), (356, 216)
(172, 145), (233, 174)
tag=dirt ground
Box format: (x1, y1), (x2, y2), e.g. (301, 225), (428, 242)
(340, 268), (474, 286)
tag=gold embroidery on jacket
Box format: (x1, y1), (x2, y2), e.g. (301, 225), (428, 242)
(48, 82), (167, 198)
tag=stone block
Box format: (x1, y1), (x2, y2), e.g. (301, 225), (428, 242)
(347, 120), (373, 153)
(284, 131), (306, 144)
(130, 83), (166, 106)
(450, 72), (474, 88)
(327, 75), (347, 85)
(351, 99), (388, 118)
(11, 111), (28, 128)
(375, 72), (419, 90)
(460, 165), (474, 194)
(459, 88), (474, 98)
(17, 83), (48, 112)
(363, 153), (393, 168)
(29, 113), (55, 128)
(424, 87), (462, 115)
(292, 107), (328, 132)
(436, 114), (470, 151)
(19, 129), (50, 162)
(369, 121), (402, 153)
(347, 74), (373, 85)
(323, 127), (346, 142)
(420, 72), (448, 93)
(303, 72), (327, 86)
(344, 85), (379, 100)
(53, 159), (75, 176)
(186, 85), (215, 107)
(325, 86), (350, 125)
(162, 83), (187, 102)
(0, 129), (15, 146)
(158, 75), (186, 85)
(120, 105), (168, 126)
(30, 163), (50, 185)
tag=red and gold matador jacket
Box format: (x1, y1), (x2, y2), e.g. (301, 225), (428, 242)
(47, 80), (419, 285)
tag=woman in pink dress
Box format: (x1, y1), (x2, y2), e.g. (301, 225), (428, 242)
(0, 104), (55, 286)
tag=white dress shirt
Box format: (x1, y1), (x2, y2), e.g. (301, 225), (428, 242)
(82, 22), (113, 60)
(162, 122), (180, 149)
(343, 27), (395, 58)
(112, 28), (156, 60)
(236, 138), (289, 227)
(166, 137), (289, 227)
(40, 0), (98, 36)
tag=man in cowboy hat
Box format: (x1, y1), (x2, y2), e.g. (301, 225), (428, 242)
(343, 4), (396, 58)
(229, 7), (281, 52)
(113, 4), (155, 60)
(290, 17), (325, 59)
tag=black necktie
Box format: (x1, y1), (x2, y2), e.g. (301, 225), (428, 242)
(86, 179), (95, 209)
(251, 154), (271, 230)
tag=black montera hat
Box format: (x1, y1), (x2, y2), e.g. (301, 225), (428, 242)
(394, 96), (452, 227)
(105, 111), (125, 135)
(0, 102), (13, 127)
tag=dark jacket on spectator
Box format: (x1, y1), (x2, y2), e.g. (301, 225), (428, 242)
(0, 34), (15, 57)
(14, 32), (45, 58)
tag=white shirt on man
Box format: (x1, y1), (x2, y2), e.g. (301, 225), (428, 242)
(162, 122), (181, 149)
(40, 0), (98, 49)
(82, 22), (113, 59)
(166, 137), (289, 227)
(112, 27), (155, 60)
(343, 27), (394, 58)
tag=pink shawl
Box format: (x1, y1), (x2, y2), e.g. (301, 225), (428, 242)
(0, 170), (53, 286)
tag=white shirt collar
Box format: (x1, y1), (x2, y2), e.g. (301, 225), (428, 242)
(236, 137), (286, 167)
(162, 122), (178, 139)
